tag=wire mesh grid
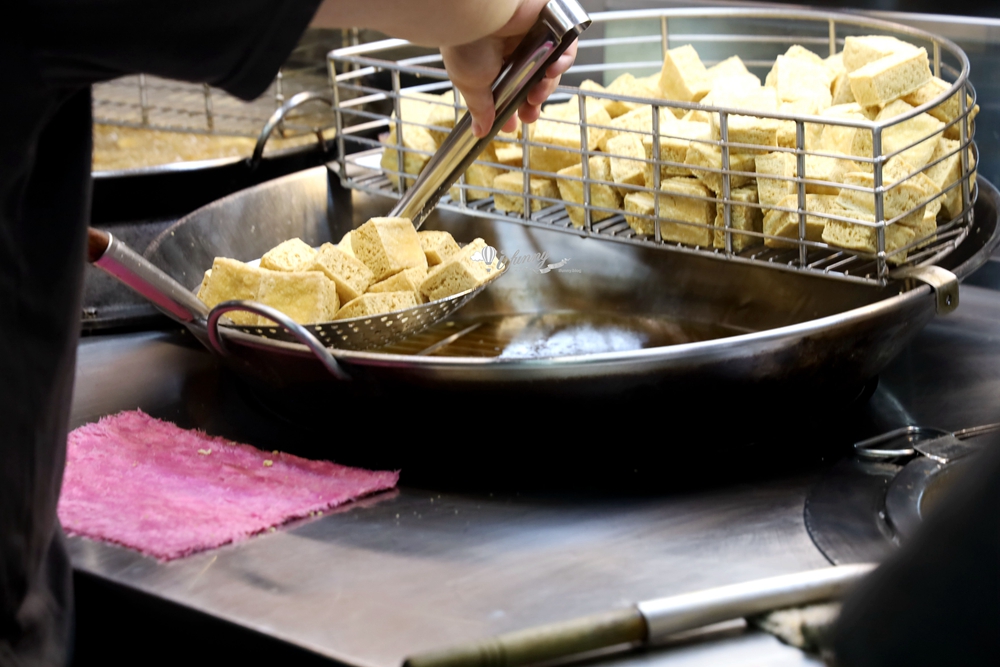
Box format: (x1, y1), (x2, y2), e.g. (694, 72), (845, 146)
(92, 29), (365, 137)
(328, 9), (978, 286)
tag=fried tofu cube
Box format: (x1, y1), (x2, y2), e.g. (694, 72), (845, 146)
(334, 291), (418, 320)
(715, 185), (763, 252)
(494, 143), (524, 166)
(848, 47), (931, 108)
(781, 45), (827, 68)
(842, 35), (917, 73)
(352, 217), (428, 281)
(196, 258), (265, 326)
(707, 55), (756, 82)
(659, 44), (712, 103)
(336, 231), (355, 257)
(423, 91), (461, 146)
(805, 153), (863, 195)
(902, 76), (979, 141)
(529, 105), (613, 174)
(598, 105), (676, 151)
(420, 238), (500, 301)
(762, 194), (838, 248)
(775, 99), (827, 150)
(641, 120), (711, 185)
(255, 271), (340, 325)
(450, 161), (505, 202)
(923, 138), (970, 218)
(817, 104), (873, 156)
(311, 242), (375, 304)
(603, 73), (664, 118)
(605, 133), (647, 194)
(380, 126), (437, 189)
(623, 177), (714, 246)
(709, 87), (780, 151)
(836, 157), (939, 227)
(821, 211), (916, 264)
(913, 198), (940, 249)
(417, 230), (461, 266)
(858, 100), (945, 170)
(380, 91), (452, 188)
(493, 172), (559, 214)
(683, 142), (756, 194)
(259, 238), (318, 272)
(755, 151), (797, 207)
(767, 55), (834, 108)
(831, 70), (856, 106)
(368, 266), (428, 303)
(555, 156), (623, 228)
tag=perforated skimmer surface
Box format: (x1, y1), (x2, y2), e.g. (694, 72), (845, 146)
(222, 268), (505, 351)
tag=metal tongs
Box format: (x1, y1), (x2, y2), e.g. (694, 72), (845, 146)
(87, 0), (591, 375)
(391, 0), (591, 228)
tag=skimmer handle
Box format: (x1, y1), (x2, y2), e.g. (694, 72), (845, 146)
(389, 0), (591, 228)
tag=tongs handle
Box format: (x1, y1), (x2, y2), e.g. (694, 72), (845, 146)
(87, 227), (209, 322)
(389, 0), (591, 228)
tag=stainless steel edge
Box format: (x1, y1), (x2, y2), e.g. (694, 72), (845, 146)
(637, 564), (876, 642)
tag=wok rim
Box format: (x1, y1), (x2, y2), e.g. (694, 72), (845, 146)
(167, 170), (999, 374)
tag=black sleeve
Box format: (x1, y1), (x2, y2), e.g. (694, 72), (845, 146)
(26, 0), (324, 100)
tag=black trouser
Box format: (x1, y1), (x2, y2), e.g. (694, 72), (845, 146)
(0, 88), (90, 667)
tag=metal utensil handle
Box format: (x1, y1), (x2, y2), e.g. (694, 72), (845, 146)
(87, 228), (209, 323)
(404, 564), (874, 667)
(206, 301), (351, 381)
(250, 91), (334, 167)
(389, 0), (591, 227)
(637, 563), (874, 641)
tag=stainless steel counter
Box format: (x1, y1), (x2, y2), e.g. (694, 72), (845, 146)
(68, 281), (1000, 666)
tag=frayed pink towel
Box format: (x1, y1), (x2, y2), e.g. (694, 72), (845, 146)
(58, 410), (398, 560)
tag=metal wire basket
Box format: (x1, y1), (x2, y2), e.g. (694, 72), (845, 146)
(327, 8), (978, 287)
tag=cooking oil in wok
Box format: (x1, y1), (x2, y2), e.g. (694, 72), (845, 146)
(381, 312), (749, 358)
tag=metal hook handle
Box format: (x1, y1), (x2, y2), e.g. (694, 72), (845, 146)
(389, 0), (591, 228)
(250, 91), (334, 168)
(853, 425), (950, 460)
(206, 301), (351, 381)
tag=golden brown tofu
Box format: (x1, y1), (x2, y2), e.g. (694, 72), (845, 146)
(420, 238), (500, 301)
(368, 266), (428, 303)
(259, 238), (318, 273)
(848, 48), (931, 108)
(311, 242), (376, 304)
(255, 270), (340, 324)
(417, 230), (461, 266)
(623, 178), (714, 246)
(714, 185), (763, 252)
(555, 156), (623, 228)
(196, 257), (266, 326)
(493, 172), (559, 214)
(352, 217), (428, 282)
(334, 291), (419, 320)
(659, 44), (712, 103)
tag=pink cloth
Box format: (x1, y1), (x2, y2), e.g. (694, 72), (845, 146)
(58, 410), (398, 560)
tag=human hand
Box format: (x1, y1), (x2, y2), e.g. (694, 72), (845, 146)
(439, 0), (578, 138)
(312, 0), (578, 137)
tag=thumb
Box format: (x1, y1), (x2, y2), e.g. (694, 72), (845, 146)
(441, 38), (506, 138)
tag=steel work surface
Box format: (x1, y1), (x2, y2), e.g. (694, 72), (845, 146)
(67, 283), (1000, 666)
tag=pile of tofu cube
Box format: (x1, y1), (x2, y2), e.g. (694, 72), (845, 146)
(196, 220), (499, 326)
(380, 35), (976, 264)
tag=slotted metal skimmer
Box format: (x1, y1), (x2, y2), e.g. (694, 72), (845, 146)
(220, 268), (506, 350)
